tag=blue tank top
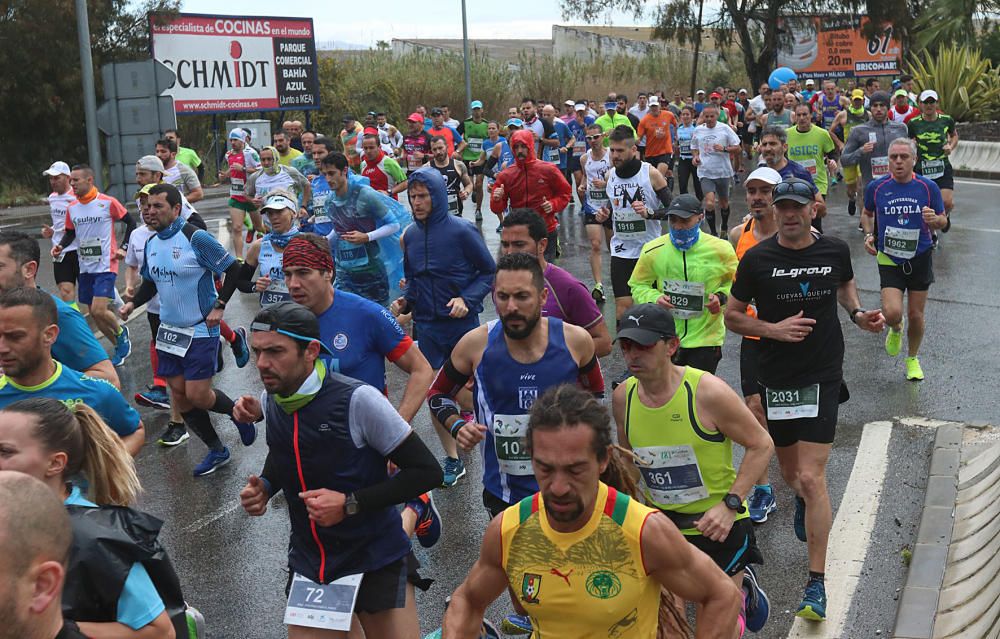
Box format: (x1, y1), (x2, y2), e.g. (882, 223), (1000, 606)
(257, 238), (290, 306)
(308, 175), (334, 236)
(474, 318), (579, 504)
(821, 95), (842, 129)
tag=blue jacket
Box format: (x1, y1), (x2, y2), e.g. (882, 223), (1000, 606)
(402, 167), (496, 323)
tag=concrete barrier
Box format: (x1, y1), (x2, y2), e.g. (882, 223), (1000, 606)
(950, 141), (1000, 179)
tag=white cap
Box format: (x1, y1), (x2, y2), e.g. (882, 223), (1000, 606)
(261, 192), (298, 212)
(696, 89), (706, 95)
(564, 99), (575, 106)
(919, 89), (939, 102)
(745, 166), (783, 186)
(805, 79), (815, 86)
(574, 103), (587, 111)
(135, 155), (165, 173)
(648, 95), (660, 106)
(42, 161), (71, 177)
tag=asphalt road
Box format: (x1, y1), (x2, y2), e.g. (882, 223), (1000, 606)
(19, 175), (1000, 638)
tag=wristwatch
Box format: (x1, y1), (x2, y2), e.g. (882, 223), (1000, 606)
(723, 493), (746, 514)
(344, 493), (360, 516)
(213, 299), (226, 310)
(850, 308), (866, 324)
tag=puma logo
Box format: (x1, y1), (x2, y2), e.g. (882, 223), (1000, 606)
(550, 568), (573, 586)
(627, 314), (644, 325)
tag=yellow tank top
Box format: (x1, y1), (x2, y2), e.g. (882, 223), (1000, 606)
(623, 368), (747, 531)
(500, 482), (660, 638)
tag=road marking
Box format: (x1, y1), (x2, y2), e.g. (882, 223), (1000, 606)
(786, 421), (893, 639)
(955, 178), (1000, 187)
(181, 501), (242, 535)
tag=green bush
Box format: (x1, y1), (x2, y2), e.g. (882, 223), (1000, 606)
(906, 44), (1000, 122)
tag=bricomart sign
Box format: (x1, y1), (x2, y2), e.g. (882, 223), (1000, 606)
(149, 13), (321, 113)
(776, 15), (902, 78)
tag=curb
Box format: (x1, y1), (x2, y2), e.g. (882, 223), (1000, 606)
(893, 423), (963, 639)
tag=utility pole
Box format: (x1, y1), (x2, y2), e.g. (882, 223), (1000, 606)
(75, 0), (103, 187)
(689, 0), (705, 99)
(461, 0), (472, 114)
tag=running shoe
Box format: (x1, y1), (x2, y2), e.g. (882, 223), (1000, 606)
(232, 326), (251, 368)
(794, 495), (807, 542)
(186, 605), (206, 639)
(135, 385), (170, 410)
(885, 326), (903, 357)
(411, 492), (443, 548)
(111, 324), (132, 366)
(748, 486), (777, 523)
(157, 422), (189, 447)
(720, 228), (729, 240)
(796, 579), (827, 621)
(481, 620), (500, 639)
(931, 232), (939, 250)
(232, 417), (258, 446)
(591, 282), (606, 305)
(501, 614), (532, 635)
(193, 447), (231, 477)
(905, 356), (925, 381)
(847, 199), (857, 216)
(442, 456), (466, 487)
(475, 210), (483, 222)
(743, 565), (770, 632)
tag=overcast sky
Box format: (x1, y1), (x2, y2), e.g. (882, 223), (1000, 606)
(176, 0), (651, 45)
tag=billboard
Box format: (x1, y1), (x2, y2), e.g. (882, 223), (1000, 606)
(149, 13), (321, 114)
(777, 16), (902, 78)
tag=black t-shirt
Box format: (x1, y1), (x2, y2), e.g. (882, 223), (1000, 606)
(731, 234), (854, 387)
(56, 621), (88, 639)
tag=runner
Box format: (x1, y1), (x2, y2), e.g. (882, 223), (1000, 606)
(155, 137), (204, 202)
(402, 112), (433, 176)
(393, 167), (496, 487)
(302, 138), (337, 236)
(428, 107), (466, 157)
(500, 210), (611, 356)
(0, 287), (144, 456)
(290, 130), (319, 178)
(429, 136), (473, 216)
(828, 89), (871, 216)
(579, 123), (613, 305)
(441, 384), (742, 638)
(692, 104), (741, 237)
(477, 122), (515, 232)
(41, 161), (79, 304)
(862, 138), (947, 381)
(725, 177), (885, 621)
(361, 133), (408, 199)
(801, 79), (817, 103)
(234, 302), (442, 639)
(460, 100), (490, 221)
(165, 128), (202, 174)
(218, 128), (263, 257)
(613, 302), (773, 636)
(340, 114), (364, 170)
(245, 146), (311, 219)
(760, 91), (792, 129)
(374, 113), (403, 156)
(786, 103), (837, 232)
(239, 190), (300, 307)
(119, 183), (256, 474)
(815, 81), (846, 131)
(908, 89), (959, 241)
(757, 126), (824, 217)
(594, 95), (637, 138)
(51, 164), (134, 366)
(427, 252), (603, 635)
(674, 106), (704, 199)
(134, 154), (205, 227)
(629, 92), (650, 158)
(636, 95), (678, 187)
(889, 89), (918, 124)
(566, 103), (595, 204)
(539, 105), (572, 188)
(628, 193), (738, 375)
(727, 167), (782, 523)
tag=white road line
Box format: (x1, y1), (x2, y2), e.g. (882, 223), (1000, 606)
(181, 501), (242, 535)
(786, 421), (893, 639)
(955, 178), (1000, 187)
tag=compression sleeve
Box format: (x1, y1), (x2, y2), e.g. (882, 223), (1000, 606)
(58, 229), (76, 249)
(130, 278), (158, 309)
(216, 259), (243, 304)
(353, 432), (442, 511)
(648, 185), (676, 220)
(426, 358), (469, 425)
(577, 355), (606, 398)
(236, 260), (258, 293)
(366, 221), (400, 242)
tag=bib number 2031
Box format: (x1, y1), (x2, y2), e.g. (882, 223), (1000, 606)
(765, 384), (820, 420)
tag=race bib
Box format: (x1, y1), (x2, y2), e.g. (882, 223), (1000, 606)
(230, 176), (245, 196)
(883, 225), (920, 260)
(468, 138), (484, 153)
(799, 158), (817, 175)
(493, 414), (531, 476)
(284, 572), (362, 631)
(406, 155), (422, 171)
(574, 139), (586, 153)
(447, 192), (460, 212)
(261, 279), (290, 306)
(612, 208), (647, 239)
(765, 384), (820, 420)
(920, 159), (945, 180)
(543, 146), (560, 164)
(312, 214), (332, 225)
(155, 323), (196, 357)
(679, 141), (691, 156)
(311, 193), (327, 211)
(336, 239), (369, 270)
(587, 189), (609, 206)
(79, 238), (103, 263)
(633, 445), (709, 506)
(663, 280), (705, 320)
(871, 156), (889, 176)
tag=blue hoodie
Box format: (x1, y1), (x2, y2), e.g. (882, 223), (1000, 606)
(402, 167), (496, 323)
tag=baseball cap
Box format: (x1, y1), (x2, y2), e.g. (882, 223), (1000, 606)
(893, 88), (909, 98)
(919, 89), (939, 102)
(430, 107), (443, 116)
(564, 99), (575, 107)
(648, 95), (660, 106)
(261, 191), (298, 213)
(738, 88), (748, 95)
(506, 117), (524, 128)
(471, 100), (483, 110)
(250, 302), (335, 356)
(805, 79), (815, 86)
(869, 91), (891, 106)
(709, 92), (722, 100)
(696, 89), (706, 95)
(342, 114), (356, 123)
(135, 155), (165, 173)
(574, 103), (587, 111)
(616, 303), (677, 345)
(42, 161), (71, 177)
(851, 88), (865, 100)
(407, 112), (424, 123)
(229, 128), (247, 141)
(362, 126), (378, 136)
(772, 178), (815, 205)
(135, 183), (155, 198)
(666, 194), (702, 219)
(744, 166), (782, 186)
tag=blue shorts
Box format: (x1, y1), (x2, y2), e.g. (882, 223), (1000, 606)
(78, 272), (117, 306)
(416, 317), (479, 369)
(157, 336), (219, 381)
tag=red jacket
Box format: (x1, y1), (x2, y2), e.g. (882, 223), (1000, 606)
(490, 130), (572, 232)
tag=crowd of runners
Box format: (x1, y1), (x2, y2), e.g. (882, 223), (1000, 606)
(0, 72), (958, 639)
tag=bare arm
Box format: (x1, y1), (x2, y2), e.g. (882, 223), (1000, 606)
(83, 361), (121, 389)
(442, 516), (510, 638)
(120, 422), (145, 457)
(392, 344), (434, 423)
(186, 186), (204, 203)
(77, 609), (175, 639)
(586, 320), (612, 357)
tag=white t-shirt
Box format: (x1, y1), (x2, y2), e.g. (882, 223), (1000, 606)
(48, 191), (77, 251)
(125, 225), (159, 314)
(692, 124), (741, 179)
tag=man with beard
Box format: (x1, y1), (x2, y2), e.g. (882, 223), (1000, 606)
(429, 136), (472, 215)
(425, 252), (603, 635)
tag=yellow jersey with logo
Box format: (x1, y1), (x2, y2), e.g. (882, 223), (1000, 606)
(500, 482), (660, 638)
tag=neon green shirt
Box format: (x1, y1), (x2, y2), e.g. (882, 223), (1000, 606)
(175, 146), (201, 169)
(786, 124), (836, 195)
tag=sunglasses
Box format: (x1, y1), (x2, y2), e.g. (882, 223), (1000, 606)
(773, 181), (815, 198)
(619, 338), (659, 351)
(586, 134), (603, 140)
(922, 99), (937, 104)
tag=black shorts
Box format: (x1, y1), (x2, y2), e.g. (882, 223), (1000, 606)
(672, 346), (722, 375)
(584, 210), (613, 228)
(645, 154), (674, 170)
(739, 338), (762, 397)
(568, 154), (583, 173)
(285, 552), (426, 615)
(763, 379), (845, 447)
(610, 256), (639, 299)
(685, 518), (763, 576)
(465, 159), (484, 176)
(53, 250), (80, 285)
(918, 163), (954, 191)
(878, 250), (934, 292)
(483, 489), (516, 520)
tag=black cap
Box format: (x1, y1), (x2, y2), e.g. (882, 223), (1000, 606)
(430, 107), (443, 116)
(342, 114), (356, 123)
(616, 304), (676, 345)
(869, 91), (891, 106)
(250, 302), (335, 356)
(667, 194), (703, 218)
(772, 177), (815, 205)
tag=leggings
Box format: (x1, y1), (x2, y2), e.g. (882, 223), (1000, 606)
(676, 157), (704, 200)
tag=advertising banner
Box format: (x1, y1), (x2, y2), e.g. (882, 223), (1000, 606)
(777, 16), (902, 78)
(150, 13), (321, 113)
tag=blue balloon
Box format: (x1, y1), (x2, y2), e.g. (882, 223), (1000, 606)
(768, 67), (798, 90)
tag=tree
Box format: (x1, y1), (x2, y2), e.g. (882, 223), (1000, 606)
(0, 0), (178, 188)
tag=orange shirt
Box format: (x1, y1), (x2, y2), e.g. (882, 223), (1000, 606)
(637, 111), (678, 157)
